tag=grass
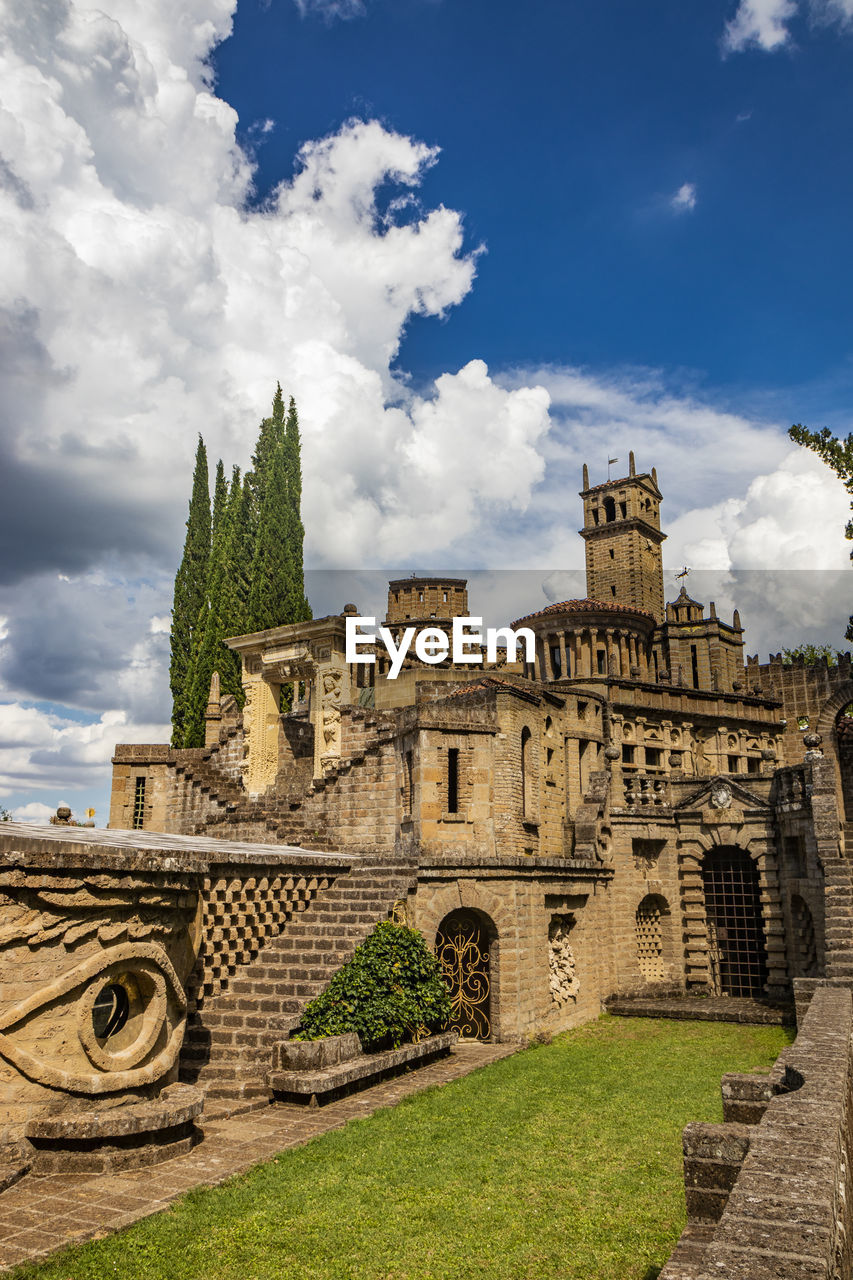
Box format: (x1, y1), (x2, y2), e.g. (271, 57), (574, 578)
(14, 1016), (792, 1280)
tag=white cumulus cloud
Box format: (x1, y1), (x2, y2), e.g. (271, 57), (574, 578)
(724, 0), (798, 51)
(670, 182), (697, 213)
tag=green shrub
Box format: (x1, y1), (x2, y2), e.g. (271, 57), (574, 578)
(294, 920), (452, 1050)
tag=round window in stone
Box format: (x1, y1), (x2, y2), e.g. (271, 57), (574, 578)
(92, 982), (130, 1040)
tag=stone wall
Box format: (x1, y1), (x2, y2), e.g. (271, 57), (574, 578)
(662, 982), (853, 1280)
(0, 825), (348, 1153)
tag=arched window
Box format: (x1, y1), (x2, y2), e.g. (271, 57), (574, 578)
(636, 895), (669, 981)
(521, 726), (533, 819)
(603, 496), (616, 522)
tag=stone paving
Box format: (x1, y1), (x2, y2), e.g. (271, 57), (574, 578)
(0, 1041), (517, 1273)
(605, 994), (795, 1025)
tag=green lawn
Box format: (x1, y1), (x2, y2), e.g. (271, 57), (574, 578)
(15, 1016), (792, 1280)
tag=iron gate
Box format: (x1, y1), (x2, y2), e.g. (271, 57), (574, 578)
(702, 848), (768, 997)
(435, 909), (491, 1040)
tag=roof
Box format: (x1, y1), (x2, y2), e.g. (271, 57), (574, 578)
(442, 675), (541, 705)
(512, 599), (657, 627)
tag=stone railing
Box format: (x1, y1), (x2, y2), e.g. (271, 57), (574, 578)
(662, 982), (853, 1279)
(621, 772), (671, 809)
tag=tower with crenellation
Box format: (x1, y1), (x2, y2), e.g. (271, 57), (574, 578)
(579, 450), (666, 622)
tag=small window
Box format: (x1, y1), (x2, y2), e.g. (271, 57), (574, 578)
(611, 585), (616, 596)
(597, 649), (606, 674)
(619, 501), (627, 518)
(645, 747), (662, 768)
(132, 776), (146, 829)
(419, 591), (424, 602)
(403, 750), (413, 816)
(592, 507), (600, 525)
(443, 591), (448, 602)
(577, 701), (588, 720)
(691, 644), (700, 690)
(550, 644), (562, 677)
(447, 748), (459, 814)
(728, 754), (740, 774)
(622, 744), (635, 766)
(609, 548), (615, 559)
(604, 496), (616, 522)
(747, 756), (760, 775)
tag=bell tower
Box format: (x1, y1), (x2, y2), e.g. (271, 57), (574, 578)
(579, 452), (666, 622)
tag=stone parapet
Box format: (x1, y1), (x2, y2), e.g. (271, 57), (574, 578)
(662, 983), (853, 1280)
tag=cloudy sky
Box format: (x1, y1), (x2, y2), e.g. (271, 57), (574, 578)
(1, 0), (851, 823)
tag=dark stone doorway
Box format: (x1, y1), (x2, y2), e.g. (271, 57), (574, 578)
(702, 848), (768, 997)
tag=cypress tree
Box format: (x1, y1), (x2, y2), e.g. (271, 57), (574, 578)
(284, 396), (311, 623)
(247, 429), (291, 632)
(183, 468), (248, 746)
(169, 436), (210, 747)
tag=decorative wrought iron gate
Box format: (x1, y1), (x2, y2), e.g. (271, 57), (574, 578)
(702, 848), (768, 997)
(435, 909), (491, 1040)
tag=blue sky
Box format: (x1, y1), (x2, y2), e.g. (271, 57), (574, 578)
(219, 0), (853, 399)
(0, 0), (851, 824)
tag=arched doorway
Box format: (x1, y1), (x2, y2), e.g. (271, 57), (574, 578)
(435, 909), (492, 1040)
(702, 848), (768, 997)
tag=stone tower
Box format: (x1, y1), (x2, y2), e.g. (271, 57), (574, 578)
(579, 451), (666, 622)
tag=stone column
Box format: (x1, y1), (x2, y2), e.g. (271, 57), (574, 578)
(241, 662), (281, 796)
(543, 634), (555, 681)
(558, 631), (568, 680)
(312, 653), (352, 778)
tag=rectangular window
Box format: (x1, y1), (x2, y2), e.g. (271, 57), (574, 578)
(447, 747), (459, 814)
(597, 649), (606, 674)
(403, 750), (413, 816)
(728, 754), (740, 774)
(747, 756), (760, 774)
(609, 548), (615, 559)
(622, 744), (635, 767)
(132, 776), (146, 830)
(691, 644), (700, 689)
(645, 747), (662, 769)
(550, 644), (562, 677)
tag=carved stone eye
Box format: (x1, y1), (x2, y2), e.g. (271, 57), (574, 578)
(0, 941), (187, 1094)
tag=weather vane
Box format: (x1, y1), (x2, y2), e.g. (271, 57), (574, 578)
(607, 455), (619, 480)
(676, 566), (690, 580)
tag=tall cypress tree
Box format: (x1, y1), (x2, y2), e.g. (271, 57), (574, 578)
(170, 436), (211, 747)
(284, 396), (311, 623)
(183, 467), (245, 747)
(170, 387), (311, 743)
(247, 429), (291, 632)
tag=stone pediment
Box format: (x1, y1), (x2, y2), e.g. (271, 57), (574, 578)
(673, 775), (771, 814)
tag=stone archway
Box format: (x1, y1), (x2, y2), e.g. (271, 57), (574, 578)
(815, 680), (853, 822)
(435, 908), (495, 1041)
(702, 847), (769, 997)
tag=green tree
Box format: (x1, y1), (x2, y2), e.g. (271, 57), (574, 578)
(789, 423), (853, 641)
(0, 807), (12, 822)
(782, 644), (846, 667)
(284, 396), (311, 624)
(170, 436), (211, 747)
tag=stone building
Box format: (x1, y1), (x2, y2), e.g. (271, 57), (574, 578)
(3, 454), (852, 1178)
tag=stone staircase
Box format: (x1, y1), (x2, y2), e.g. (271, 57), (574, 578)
(820, 823), (853, 981)
(178, 857), (418, 1116)
(174, 729), (244, 822)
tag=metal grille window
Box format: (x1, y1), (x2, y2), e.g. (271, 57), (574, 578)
(702, 849), (768, 997)
(132, 776), (146, 830)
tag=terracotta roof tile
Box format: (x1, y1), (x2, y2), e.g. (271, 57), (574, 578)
(512, 599), (657, 626)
